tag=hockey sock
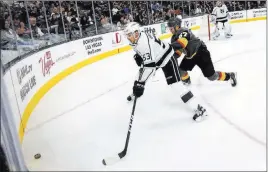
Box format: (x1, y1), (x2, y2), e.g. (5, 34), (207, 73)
(217, 72), (230, 81)
(181, 72), (190, 81)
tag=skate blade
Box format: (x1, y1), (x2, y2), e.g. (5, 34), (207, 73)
(194, 113), (208, 123)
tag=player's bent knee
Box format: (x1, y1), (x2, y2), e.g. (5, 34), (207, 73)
(181, 91), (194, 103)
(207, 72), (219, 81)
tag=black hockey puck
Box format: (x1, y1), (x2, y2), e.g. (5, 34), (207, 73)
(34, 153), (41, 159)
(127, 95), (132, 101)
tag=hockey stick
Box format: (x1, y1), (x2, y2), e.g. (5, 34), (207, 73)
(102, 96), (138, 165)
(102, 67), (144, 166)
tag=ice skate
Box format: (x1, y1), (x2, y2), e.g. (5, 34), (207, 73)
(212, 33), (220, 40)
(225, 33), (233, 38)
(193, 104), (207, 122)
(182, 77), (191, 86)
(229, 72), (237, 87)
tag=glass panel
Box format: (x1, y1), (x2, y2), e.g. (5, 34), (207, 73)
(132, 1), (149, 26)
(236, 1), (246, 11)
(258, 1), (266, 8)
(161, 1), (173, 21)
(224, 1), (235, 12)
(94, 1), (114, 34)
(39, 1), (65, 46)
(194, 1), (202, 16)
(123, 1), (134, 23)
(150, 1), (164, 24)
(42, 1), (67, 43)
(76, 1), (96, 37)
(53, 1), (75, 41)
(109, 1), (132, 31)
(14, 1), (36, 54)
(182, 1), (188, 18)
(1, 1), (21, 66)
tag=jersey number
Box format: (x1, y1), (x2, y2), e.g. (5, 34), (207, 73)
(179, 32), (188, 38)
(143, 53), (151, 61)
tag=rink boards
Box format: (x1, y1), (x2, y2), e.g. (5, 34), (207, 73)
(2, 8), (266, 143)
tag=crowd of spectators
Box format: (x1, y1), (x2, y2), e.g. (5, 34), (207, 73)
(0, 1), (266, 61)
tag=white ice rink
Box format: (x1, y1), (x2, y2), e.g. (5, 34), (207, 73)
(22, 20), (266, 171)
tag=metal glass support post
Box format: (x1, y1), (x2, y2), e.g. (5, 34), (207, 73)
(24, 1), (34, 46)
(59, 1), (67, 40)
(130, 1), (133, 16)
(42, 1), (50, 35)
(108, 0), (113, 25)
(75, 1), (82, 38)
(92, 1), (98, 34)
(146, 1), (150, 24)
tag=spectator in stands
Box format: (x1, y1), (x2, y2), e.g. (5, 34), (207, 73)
(123, 4), (130, 14)
(125, 13), (134, 23)
(100, 14), (110, 27)
(16, 21), (29, 37)
(116, 14), (126, 29)
(1, 16), (17, 42)
(66, 11), (73, 23)
(80, 14), (90, 28)
(0, 15), (27, 48)
(29, 16), (44, 38)
(1, 0), (266, 47)
(112, 11), (121, 25)
(195, 4), (202, 15)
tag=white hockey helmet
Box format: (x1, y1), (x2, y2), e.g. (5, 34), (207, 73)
(216, 1), (222, 7)
(123, 22), (141, 44)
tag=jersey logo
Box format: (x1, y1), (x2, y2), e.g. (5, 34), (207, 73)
(220, 9), (224, 13)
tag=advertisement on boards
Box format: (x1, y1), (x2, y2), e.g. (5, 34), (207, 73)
(252, 8), (266, 18)
(16, 64), (37, 102)
(39, 51), (55, 78)
(142, 25), (157, 36)
(112, 32), (124, 47)
(83, 36), (103, 56)
(230, 11), (245, 20)
(160, 22), (170, 34)
(183, 17), (198, 28)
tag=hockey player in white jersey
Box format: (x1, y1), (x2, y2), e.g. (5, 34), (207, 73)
(123, 22), (207, 121)
(211, 1), (233, 39)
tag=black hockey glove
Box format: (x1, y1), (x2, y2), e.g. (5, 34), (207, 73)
(133, 54), (143, 67)
(133, 80), (145, 98)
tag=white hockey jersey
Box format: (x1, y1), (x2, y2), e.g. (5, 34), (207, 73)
(212, 4), (229, 22)
(130, 31), (174, 82)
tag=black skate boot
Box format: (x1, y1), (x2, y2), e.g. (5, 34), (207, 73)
(193, 104), (207, 122)
(182, 77), (191, 86)
(225, 33), (233, 38)
(229, 72), (237, 87)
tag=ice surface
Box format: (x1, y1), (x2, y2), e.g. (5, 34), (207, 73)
(22, 20), (266, 171)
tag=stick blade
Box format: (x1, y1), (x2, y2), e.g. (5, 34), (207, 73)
(102, 155), (121, 166)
